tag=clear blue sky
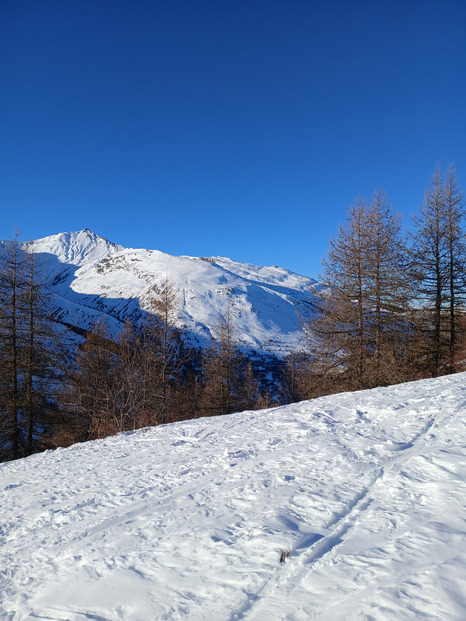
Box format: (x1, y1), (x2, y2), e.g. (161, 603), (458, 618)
(1, 0), (465, 277)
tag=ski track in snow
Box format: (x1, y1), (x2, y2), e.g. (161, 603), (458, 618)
(1, 375), (466, 620)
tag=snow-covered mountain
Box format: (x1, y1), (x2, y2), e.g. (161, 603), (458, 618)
(1, 373), (466, 620)
(25, 229), (320, 355)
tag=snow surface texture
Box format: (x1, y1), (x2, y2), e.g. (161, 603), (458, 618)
(24, 229), (320, 354)
(1, 374), (466, 620)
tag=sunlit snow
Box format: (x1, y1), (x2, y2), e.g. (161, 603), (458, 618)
(25, 229), (320, 354)
(1, 374), (466, 620)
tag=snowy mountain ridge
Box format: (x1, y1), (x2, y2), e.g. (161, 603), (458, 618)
(23, 229), (320, 354)
(1, 373), (466, 619)
(27, 228), (124, 268)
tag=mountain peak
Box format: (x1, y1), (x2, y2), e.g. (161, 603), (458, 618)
(23, 229), (319, 356)
(28, 229), (124, 267)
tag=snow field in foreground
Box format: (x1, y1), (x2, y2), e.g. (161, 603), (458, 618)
(1, 374), (466, 620)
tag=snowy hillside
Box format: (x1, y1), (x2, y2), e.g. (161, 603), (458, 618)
(1, 374), (466, 620)
(27, 229), (124, 268)
(24, 229), (319, 354)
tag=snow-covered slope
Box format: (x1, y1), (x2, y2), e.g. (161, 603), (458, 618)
(1, 374), (466, 620)
(25, 229), (319, 354)
(28, 229), (124, 268)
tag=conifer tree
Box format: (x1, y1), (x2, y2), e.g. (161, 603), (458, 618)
(0, 235), (24, 459)
(65, 319), (118, 440)
(311, 199), (371, 390)
(365, 189), (412, 384)
(240, 361), (262, 410)
(149, 278), (183, 423)
(22, 249), (63, 455)
(308, 191), (411, 391)
(200, 305), (245, 416)
(444, 165), (465, 370)
(411, 165), (465, 375)
(0, 237), (62, 460)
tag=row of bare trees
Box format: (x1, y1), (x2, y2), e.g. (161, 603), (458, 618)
(61, 280), (186, 442)
(60, 286), (274, 446)
(288, 164), (465, 399)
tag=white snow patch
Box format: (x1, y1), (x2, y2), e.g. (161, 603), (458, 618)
(1, 374), (466, 619)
